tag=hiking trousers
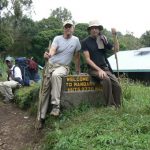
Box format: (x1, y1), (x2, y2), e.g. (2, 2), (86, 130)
(0, 80), (19, 100)
(38, 62), (69, 120)
(89, 68), (122, 107)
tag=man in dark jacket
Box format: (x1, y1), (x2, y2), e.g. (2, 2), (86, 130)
(81, 20), (121, 107)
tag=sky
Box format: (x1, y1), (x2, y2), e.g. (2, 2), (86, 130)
(32, 0), (150, 38)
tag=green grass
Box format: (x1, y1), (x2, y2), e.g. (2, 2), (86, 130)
(41, 79), (150, 150)
(1, 60), (150, 149)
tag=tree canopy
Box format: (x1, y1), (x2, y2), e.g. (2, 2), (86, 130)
(141, 31), (150, 47)
(50, 7), (72, 23)
(0, 6), (148, 66)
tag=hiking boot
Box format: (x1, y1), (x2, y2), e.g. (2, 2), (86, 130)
(50, 105), (60, 117)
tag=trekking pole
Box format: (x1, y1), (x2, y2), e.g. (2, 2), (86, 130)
(37, 40), (51, 126)
(111, 28), (120, 82)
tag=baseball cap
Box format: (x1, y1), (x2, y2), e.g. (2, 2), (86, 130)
(5, 56), (14, 62)
(63, 20), (74, 27)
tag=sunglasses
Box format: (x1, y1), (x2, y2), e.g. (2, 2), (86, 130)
(90, 26), (99, 30)
(64, 24), (72, 28)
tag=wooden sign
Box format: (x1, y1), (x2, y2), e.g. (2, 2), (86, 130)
(62, 75), (102, 92)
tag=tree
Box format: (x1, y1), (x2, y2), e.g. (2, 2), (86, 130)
(119, 33), (142, 50)
(0, 0), (8, 18)
(0, 0), (8, 31)
(36, 17), (62, 32)
(11, 16), (38, 56)
(0, 31), (12, 51)
(50, 7), (72, 23)
(31, 29), (63, 65)
(74, 23), (88, 40)
(0, 0), (33, 36)
(0, 0), (33, 56)
(1, 0), (32, 18)
(140, 31), (150, 47)
(0, 16), (14, 53)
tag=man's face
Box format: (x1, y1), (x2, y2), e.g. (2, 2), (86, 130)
(89, 26), (100, 37)
(64, 24), (74, 38)
(6, 60), (12, 68)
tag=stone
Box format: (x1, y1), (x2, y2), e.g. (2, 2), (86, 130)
(0, 142), (4, 146)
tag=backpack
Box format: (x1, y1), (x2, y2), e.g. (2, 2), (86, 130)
(15, 57), (31, 86)
(27, 59), (38, 72)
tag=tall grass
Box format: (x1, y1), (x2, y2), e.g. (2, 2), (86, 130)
(0, 59), (7, 81)
(41, 79), (150, 150)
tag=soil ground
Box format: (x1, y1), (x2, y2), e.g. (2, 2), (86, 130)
(0, 101), (44, 150)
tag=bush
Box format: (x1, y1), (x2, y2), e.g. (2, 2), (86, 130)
(14, 83), (40, 114)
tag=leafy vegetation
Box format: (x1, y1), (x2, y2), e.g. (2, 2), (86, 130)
(141, 31), (150, 47)
(0, 59), (7, 80)
(14, 83), (39, 111)
(40, 79), (150, 150)
(1, 3), (149, 67)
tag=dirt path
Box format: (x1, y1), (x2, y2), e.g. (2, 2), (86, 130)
(0, 101), (43, 150)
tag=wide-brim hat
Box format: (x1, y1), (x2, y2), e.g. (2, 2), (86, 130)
(87, 20), (103, 31)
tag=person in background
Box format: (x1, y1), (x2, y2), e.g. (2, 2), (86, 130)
(0, 56), (22, 103)
(36, 20), (81, 129)
(81, 20), (121, 108)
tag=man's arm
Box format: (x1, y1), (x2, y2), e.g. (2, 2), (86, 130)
(83, 51), (107, 79)
(44, 37), (58, 59)
(74, 51), (80, 74)
(74, 37), (81, 74)
(44, 46), (57, 59)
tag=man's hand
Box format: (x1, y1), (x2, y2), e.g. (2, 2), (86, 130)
(44, 51), (51, 59)
(98, 69), (107, 79)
